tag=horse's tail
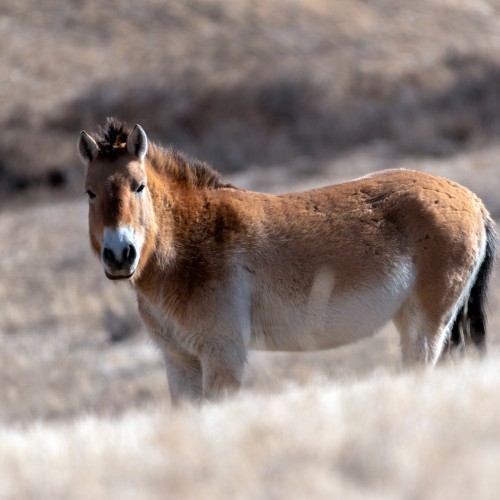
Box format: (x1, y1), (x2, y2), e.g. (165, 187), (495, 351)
(447, 216), (497, 356)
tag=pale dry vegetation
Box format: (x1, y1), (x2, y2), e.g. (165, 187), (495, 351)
(2, 0), (500, 498)
(2, 358), (500, 500)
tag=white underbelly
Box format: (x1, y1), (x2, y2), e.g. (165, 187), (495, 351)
(249, 265), (413, 352)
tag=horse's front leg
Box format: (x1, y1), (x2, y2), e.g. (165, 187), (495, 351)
(198, 337), (247, 400)
(138, 298), (203, 405)
(163, 346), (203, 405)
(165, 335), (247, 402)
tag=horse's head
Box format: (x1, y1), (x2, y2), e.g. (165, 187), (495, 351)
(78, 122), (154, 281)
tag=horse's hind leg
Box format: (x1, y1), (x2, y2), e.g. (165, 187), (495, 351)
(393, 217), (487, 367)
(394, 260), (480, 367)
(393, 299), (449, 367)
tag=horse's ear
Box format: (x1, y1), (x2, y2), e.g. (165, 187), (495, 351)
(77, 131), (99, 165)
(127, 124), (148, 160)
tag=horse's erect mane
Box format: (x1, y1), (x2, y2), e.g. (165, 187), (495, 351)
(92, 117), (228, 190)
(93, 117), (131, 158)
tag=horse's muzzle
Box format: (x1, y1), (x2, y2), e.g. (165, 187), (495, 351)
(102, 243), (137, 280)
(101, 226), (141, 280)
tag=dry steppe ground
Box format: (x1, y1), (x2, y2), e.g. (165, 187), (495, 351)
(2, 0), (500, 498)
(3, 359), (500, 500)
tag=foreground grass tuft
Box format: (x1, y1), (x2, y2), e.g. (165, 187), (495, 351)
(2, 356), (499, 499)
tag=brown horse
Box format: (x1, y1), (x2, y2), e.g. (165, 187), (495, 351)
(78, 118), (497, 403)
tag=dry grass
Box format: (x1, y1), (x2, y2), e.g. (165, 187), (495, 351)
(2, 357), (500, 500)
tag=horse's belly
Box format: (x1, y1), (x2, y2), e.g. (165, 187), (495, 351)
(249, 275), (411, 352)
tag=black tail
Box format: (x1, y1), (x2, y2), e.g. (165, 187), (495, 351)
(448, 218), (497, 355)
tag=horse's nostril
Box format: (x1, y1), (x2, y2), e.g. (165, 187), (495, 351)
(103, 247), (115, 265)
(123, 244), (137, 264)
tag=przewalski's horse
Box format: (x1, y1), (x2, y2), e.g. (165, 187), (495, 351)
(78, 118), (497, 403)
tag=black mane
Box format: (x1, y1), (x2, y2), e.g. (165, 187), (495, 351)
(92, 117), (131, 159)
(92, 118), (229, 189)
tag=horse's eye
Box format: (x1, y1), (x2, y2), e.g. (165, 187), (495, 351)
(135, 183), (146, 195)
(86, 189), (96, 201)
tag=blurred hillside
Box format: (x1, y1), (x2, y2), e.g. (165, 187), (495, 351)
(2, 0), (500, 202)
